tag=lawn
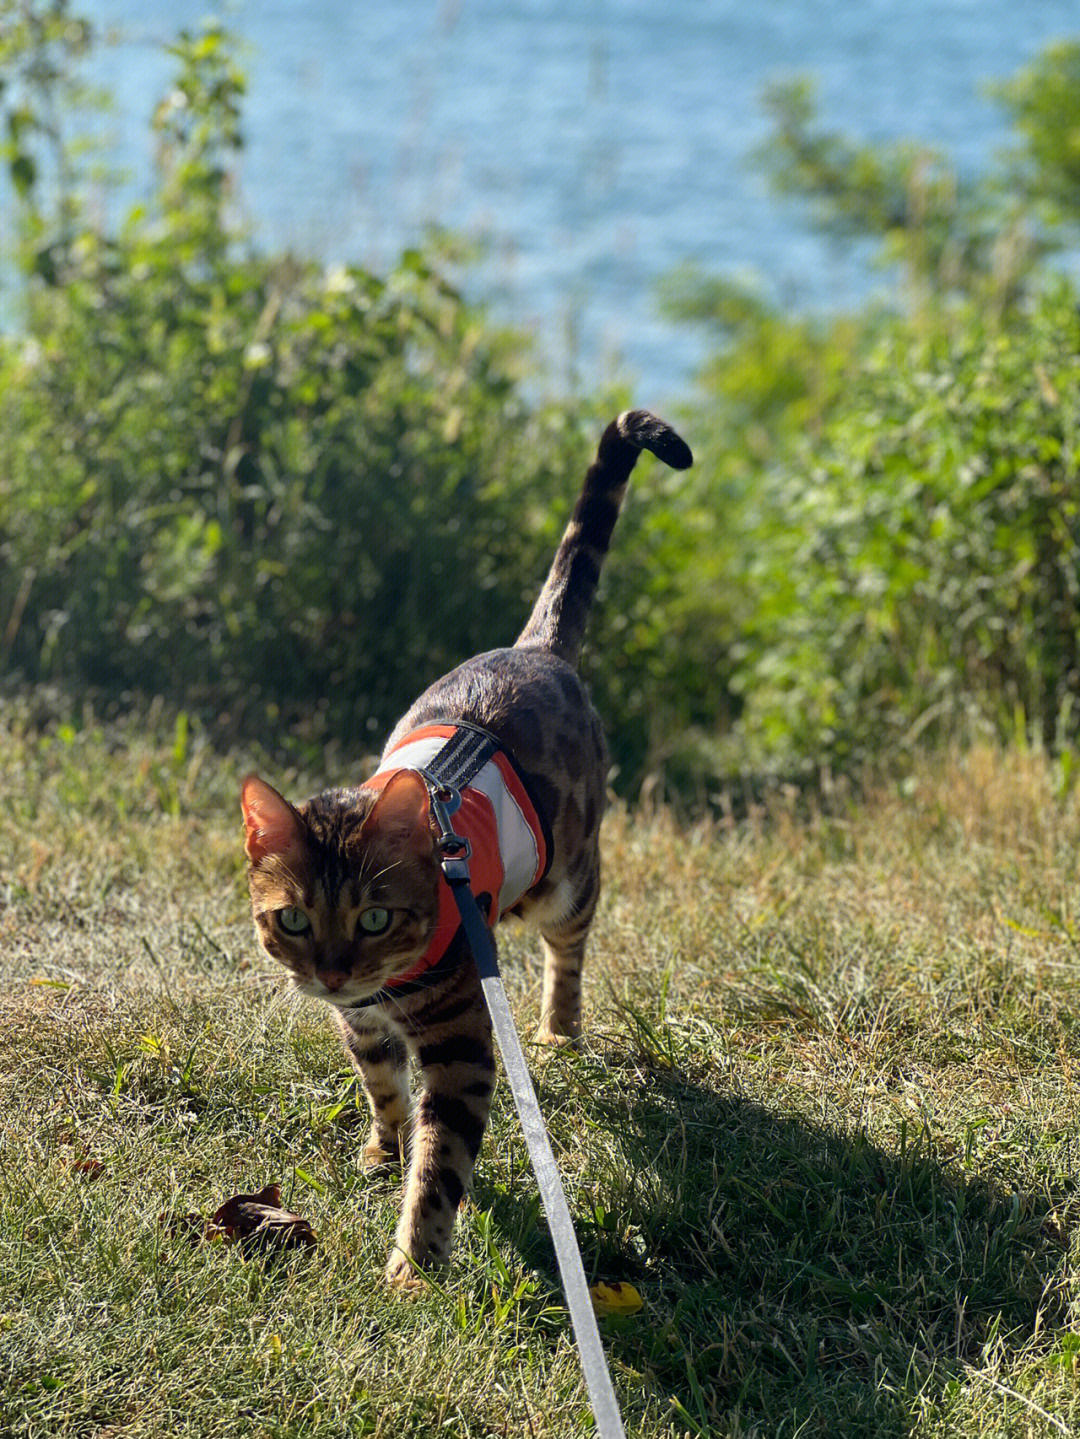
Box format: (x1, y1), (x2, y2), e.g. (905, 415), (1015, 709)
(2, 700), (1080, 1438)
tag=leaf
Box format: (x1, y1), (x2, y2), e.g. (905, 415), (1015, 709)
(69, 1156), (106, 1179)
(158, 1184), (318, 1252)
(209, 1183), (317, 1250)
(10, 152), (35, 196)
(589, 1281), (644, 1316)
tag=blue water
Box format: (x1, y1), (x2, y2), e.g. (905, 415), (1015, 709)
(78, 1), (1080, 397)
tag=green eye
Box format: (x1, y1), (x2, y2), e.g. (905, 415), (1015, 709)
(359, 907), (391, 935)
(277, 907), (311, 935)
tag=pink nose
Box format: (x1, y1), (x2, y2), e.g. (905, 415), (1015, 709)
(318, 970), (347, 992)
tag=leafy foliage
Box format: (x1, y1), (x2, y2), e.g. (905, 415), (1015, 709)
(755, 75), (1037, 308)
(7, 9), (1080, 795)
(729, 288), (1080, 772)
(672, 37), (1080, 781)
(0, 15), (726, 787)
(0, 0), (101, 284)
(992, 40), (1080, 226)
(0, 19), (544, 751)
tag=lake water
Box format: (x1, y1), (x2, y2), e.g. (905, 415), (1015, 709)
(86, 0), (1080, 398)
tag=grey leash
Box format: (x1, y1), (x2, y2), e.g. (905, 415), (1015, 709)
(424, 775), (628, 1439)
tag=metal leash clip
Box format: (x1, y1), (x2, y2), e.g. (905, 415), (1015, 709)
(421, 775), (473, 882)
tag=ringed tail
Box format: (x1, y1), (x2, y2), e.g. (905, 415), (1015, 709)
(515, 409), (693, 668)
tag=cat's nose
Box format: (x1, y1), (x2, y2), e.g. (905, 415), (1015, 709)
(317, 969), (348, 992)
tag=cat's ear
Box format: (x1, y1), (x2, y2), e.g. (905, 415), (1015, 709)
(241, 774), (303, 865)
(361, 769), (434, 858)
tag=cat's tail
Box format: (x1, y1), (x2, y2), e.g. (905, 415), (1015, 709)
(514, 410), (693, 668)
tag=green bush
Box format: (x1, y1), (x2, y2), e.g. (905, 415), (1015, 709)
(0, 28), (545, 748)
(13, 7), (1080, 797)
(727, 287), (1080, 773)
(672, 38), (1080, 782)
(0, 13), (734, 791)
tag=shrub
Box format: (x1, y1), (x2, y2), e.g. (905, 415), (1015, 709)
(0, 15), (731, 791)
(0, 28), (560, 752)
(717, 287), (1080, 774)
(674, 39), (1080, 782)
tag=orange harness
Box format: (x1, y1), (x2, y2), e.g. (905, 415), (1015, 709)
(361, 724), (549, 994)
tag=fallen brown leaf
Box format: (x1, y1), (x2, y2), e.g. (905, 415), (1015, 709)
(209, 1183), (317, 1251)
(156, 1184), (317, 1254)
(69, 1156), (106, 1180)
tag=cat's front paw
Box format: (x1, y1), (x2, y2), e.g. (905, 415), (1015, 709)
(361, 1118), (406, 1171)
(385, 1247), (431, 1292)
(361, 1136), (401, 1171)
(534, 1023), (581, 1049)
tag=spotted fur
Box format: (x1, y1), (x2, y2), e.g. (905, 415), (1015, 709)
(241, 410), (692, 1285)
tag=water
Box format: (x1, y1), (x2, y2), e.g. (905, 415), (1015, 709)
(76, 0), (1080, 397)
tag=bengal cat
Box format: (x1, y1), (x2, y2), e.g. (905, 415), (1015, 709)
(241, 410), (693, 1286)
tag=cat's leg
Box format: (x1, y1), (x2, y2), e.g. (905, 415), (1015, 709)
(537, 929), (587, 1045)
(536, 860), (599, 1045)
(386, 968), (495, 1287)
(332, 1009), (412, 1169)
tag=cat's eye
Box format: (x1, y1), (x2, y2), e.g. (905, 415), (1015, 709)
(359, 907), (391, 935)
(276, 906), (311, 935)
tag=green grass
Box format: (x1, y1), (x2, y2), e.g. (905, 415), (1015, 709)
(3, 701), (1080, 1437)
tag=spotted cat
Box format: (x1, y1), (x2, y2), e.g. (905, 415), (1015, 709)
(241, 410), (693, 1285)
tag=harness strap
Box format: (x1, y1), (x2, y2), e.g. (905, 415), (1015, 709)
(347, 723), (508, 1009)
(420, 720), (500, 792)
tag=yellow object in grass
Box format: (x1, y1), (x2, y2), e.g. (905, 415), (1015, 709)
(589, 1281), (644, 1316)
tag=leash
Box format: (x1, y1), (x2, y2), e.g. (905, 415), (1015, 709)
(422, 766), (628, 1439)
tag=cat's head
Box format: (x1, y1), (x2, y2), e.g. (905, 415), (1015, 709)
(240, 769), (440, 1006)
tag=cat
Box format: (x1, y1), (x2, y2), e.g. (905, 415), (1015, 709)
(240, 410), (693, 1286)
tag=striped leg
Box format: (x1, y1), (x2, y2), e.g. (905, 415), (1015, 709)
(536, 868), (598, 1045)
(536, 930), (587, 1045)
(386, 970), (495, 1287)
(333, 1010), (412, 1169)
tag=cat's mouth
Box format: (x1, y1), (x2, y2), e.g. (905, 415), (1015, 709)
(291, 969), (404, 1008)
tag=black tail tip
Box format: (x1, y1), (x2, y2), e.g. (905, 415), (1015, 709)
(614, 409), (693, 470)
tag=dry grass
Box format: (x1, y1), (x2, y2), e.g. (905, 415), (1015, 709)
(3, 701), (1080, 1437)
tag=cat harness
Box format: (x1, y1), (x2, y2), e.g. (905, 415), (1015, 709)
(357, 722), (550, 998)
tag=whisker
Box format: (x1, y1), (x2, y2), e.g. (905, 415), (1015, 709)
(378, 989), (416, 1030)
(360, 857), (406, 887)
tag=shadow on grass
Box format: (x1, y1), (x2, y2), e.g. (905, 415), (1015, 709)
(474, 1056), (1070, 1438)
